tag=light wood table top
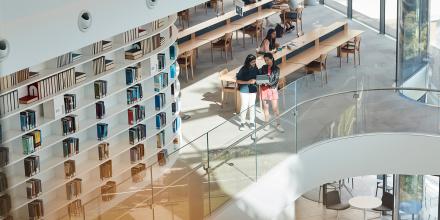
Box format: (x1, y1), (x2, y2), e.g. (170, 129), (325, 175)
(320, 29), (364, 47)
(196, 23), (242, 41)
(178, 38), (210, 55)
(231, 9), (279, 27)
(286, 45), (335, 65)
(178, 0), (274, 39)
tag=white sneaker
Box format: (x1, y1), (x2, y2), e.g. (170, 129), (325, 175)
(249, 123), (256, 130)
(239, 123), (246, 131)
(276, 124), (285, 133)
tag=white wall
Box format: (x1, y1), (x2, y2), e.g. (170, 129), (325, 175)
(211, 133), (440, 220)
(0, 0), (206, 75)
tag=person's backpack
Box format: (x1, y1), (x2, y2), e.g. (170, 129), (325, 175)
(275, 24), (285, 38)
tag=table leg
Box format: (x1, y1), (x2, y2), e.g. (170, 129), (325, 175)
(363, 209), (366, 220)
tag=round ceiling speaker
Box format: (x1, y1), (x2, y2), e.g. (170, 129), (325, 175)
(78, 10), (92, 32)
(146, 0), (158, 8)
(0, 39), (10, 62)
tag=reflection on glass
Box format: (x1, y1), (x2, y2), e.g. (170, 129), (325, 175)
(352, 0), (380, 30)
(399, 175), (424, 219)
(385, 0), (398, 37)
(325, 0), (347, 15)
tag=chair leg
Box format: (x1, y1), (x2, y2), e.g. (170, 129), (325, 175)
(211, 45), (213, 63)
(346, 53), (349, 63)
(358, 51), (361, 65)
(336, 210), (340, 220)
(185, 65), (189, 82)
(320, 70), (324, 87)
(243, 30), (246, 48)
(225, 47), (228, 63)
(354, 53), (356, 67)
(325, 69), (328, 84)
(339, 56), (342, 68)
(190, 59), (194, 80)
(221, 89), (224, 108)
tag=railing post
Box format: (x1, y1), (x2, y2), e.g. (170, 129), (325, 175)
(347, 0), (352, 19)
(253, 104), (258, 180)
(393, 174), (399, 220)
(379, 0), (386, 34)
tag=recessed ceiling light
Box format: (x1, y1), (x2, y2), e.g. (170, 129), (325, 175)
(78, 10), (92, 32)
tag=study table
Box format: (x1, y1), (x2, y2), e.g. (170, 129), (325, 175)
(219, 21), (363, 112)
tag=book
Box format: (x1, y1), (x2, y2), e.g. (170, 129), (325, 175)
(0, 173), (8, 193)
(155, 93), (166, 110)
(92, 40), (112, 54)
(173, 117), (181, 133)
(156, 130), (165, 148)
(28, 199), (44, 219)
(18, 95), (37, 104)
(101, 181), (116, 201)
(92, 56), (106, 75)
(105, 59), (114, 71)
(99, 160), (112, 180)
(64, 94), (77, 113)
(157, 53), (165, 71)
(125, 66), (141, 85)
(97, 123), (108, 141)
(170, 63), (177, 79)
(24, 155), (40, 177)
(126, 84), (143, 104)
(154, 72), (168, 92)
(20, 110), (36, 131)
(169, 44), (176, 60)
(95, 101), (105, 119)
(157, 149), (168, 166)
(67, 199), (83, 217)
(62, 137), (79, 158)
(129, 144), (144, 163)
(128, 124), (146, 145)
(64, 160), (76, 179)
(66, 178), (82, 200)
(127, 105), (145, 125)
(74, 72), (86, 84)
(0, 90), (19, 116)
(155, 112), (166, 129)
(26, 178), (42, 199)
(131, 163), (146, 183)
(125, 48), (143, 60)
(98, 142), (109, 160)
(94, 80), (107, 99)
(61, 115), (79, 135)
(0, 194), (11, 217)
(0, 148), (8, 168)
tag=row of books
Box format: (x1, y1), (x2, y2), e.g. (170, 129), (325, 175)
(100, 160), (112, 180)
(0, 194), (11, 217)
(92, 40), (112, 55)
(123, 27), (147, 43)
(139, 34), (161, 55)
(157, 149), (168, 166)
(131, 163), (146, 183)
(20, 110), (37, 131)
(125, 46), (143, 60)
(97, 123), (109, 141)
(129, 144), (144, 164)
(155, 112), (166, 129)
(0, 148), (8, 167)
(64, 94), (77, 113)
(128, 105), (145, 125)
(28, 199), (44, 219)
(56, 52), (82, 68)
(125, 66), (142, 85)
(170, 63), (177, 79)
(92, 56), (114, 75)
(64, 160), (76, 179)
(94, 80), (108, 99)
(61, 115), (79, 136)
(26, 178), (42, 199)
(19, 68), (83, 105)
(129, 124), (147, 145)
(22, 130), (41, 155)
(63, 137), (79, 158)
(95, 101), (105, 119)
(0, 68), (37, 92)
(154, 72), (168, 92)
(66, 178), (82, 200)
(68, 199), (83, 217)
(172, 101), (179, 114)
(169, 44), (176, 60)
(152, 19), (165, 31)
(0, 173), (8, 193)
(0, 90), (19, 116)
(101, 181), (116, 201)
(156, 130), (165, 149)
(98, 142), (109, 161)
(155, 93), (166, 111)
(127, 84), (143, 104)
(24, 155), (40, 177)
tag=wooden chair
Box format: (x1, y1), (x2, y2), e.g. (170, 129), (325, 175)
(242, 19), (264, 48)
(205, 0), (224, 14)
(340, 36), (361, 67)
(218, 69), (237, 109)
(292, 7), (304, 37)
(177, 9), (190, 29)
(177, 50), (195, 82)
(305, 54), (328, 86)
(211, 32), (233, 63)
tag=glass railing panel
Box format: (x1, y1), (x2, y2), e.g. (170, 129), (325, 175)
(296, 91), (358, 151)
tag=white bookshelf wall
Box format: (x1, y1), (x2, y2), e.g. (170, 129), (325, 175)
(0, 14), (181, 220)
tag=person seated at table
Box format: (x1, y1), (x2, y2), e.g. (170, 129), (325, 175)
(258, 29), (280, 54)
(243, 0), (256, 5)
(259, 53), (284, 132)
(236, 54), (259, 131)
(280, 0), (298, 32)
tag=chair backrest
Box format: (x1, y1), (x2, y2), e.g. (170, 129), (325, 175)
(218, 68), (229, 87)
(224, 32), (233, 46)
(325, 190), (341, 207)
(255, 19), (263, 30)
(382, 192), (394, 209)
(319, 54), (328, 68)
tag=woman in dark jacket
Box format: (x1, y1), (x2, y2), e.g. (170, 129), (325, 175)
(236, 54), (259, 131)
(259, 53), (283, 132)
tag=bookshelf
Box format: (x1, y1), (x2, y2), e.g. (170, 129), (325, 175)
(0, 14), (181, 220)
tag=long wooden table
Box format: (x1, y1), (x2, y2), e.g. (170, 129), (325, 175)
(220, 21), (364, 112)
(178, 9), (279, 55)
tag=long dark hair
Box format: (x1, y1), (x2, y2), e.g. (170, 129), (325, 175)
(262, 29), (276, 50)
(243, 54), (256, 70)
(263, 53), (277, 72)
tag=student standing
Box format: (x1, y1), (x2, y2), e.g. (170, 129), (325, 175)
(259, 53), (284, 132)
(236, 54), (259, 130)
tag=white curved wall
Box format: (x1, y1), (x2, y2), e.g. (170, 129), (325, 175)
(0, 0), (206, 75)
(211, 133), (440, 220)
